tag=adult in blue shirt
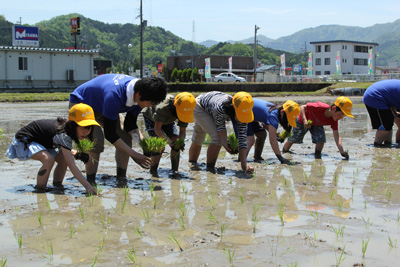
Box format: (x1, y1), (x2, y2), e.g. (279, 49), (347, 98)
(70, 74), (168, 183)
(363, 79), (400, 145)
(245, 99), (300, 164)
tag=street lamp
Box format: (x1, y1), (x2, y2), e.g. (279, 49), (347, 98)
(128, 43), (132, 75)
(254, 25), (260, 82)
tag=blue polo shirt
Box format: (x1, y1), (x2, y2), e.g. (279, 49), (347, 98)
(363, 79), (400, 110)
(70, 74), (139, 120)
(252, 98), (279, 129)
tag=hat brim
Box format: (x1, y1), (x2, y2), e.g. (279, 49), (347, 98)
(76, 119), (100, 127)
(176, 110), (194, 123)
(236, 112), (254, 124)
(343, 111), (354, 118)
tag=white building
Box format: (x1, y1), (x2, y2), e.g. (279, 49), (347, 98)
(0, 46), (99, 92)
(310, 40), (378, 75)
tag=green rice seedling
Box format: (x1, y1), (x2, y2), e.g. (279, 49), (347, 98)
(387, 189), (392, 201)
(121, 199), (127, 214)
(313, 231), (319, 241)
(333, 173), (339, 184)
(88, 193), (95, 206)
(69, 224), (78, 238)
(307, 120), (313, 125)
(42, 242), (53, 262)
(303, 171), (308, 182)
(335, 245), (346, 266)
(45, 201), (51, 210)
(362, 237), (370, 258)
(229, 177), (233, 184)
(125, 245), (137, 264)
(176, 214), (185, 230)
(309, 209), (319, 220)
(252, 204), (261, 232)
(135, 226), (143, 238)
(94, 185), (104, 195)
(96, 234), (105, 253)
(139, 136), (167, 156)
(220, 223), (229, 242)
(140, 208), (150, 223)
(91, 253), (99, 267)
(79, 206), (85, 221)
(152, 193), (159, 210)
(37, 212), (42, 226)
(0, 128), (3, 139)
(388, 235), (397, 248)
(99, 212), (111, 228)
(147, 181), (155, 197)
(329, 190), (336, 200)
(207, 191), (215, 210)
(222, 248), (235, 266)
(396, 212), (400, 223)
(1, 257), (7, 267)
(278, 203), (285, 226)
(227, 133), (239, 154)
(169, 232), (183, 251)
(180, 183), (188, 198)
(287, 262), (298, 267)
(205, 211), (219, 224)
(364, 200), (367, 209)
(384, 170), (388, 185)
(279, 129), (292, 140)
(331, 224), (345, 240)
(15, 234), (22, 249)
(337, 201), (344, 212)
(371, 179), (378, 190)
(123, 186), (129, 201)
(239, 189), (244, 204)
(362, 217), (373, 230)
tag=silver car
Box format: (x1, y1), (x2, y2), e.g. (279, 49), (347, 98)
(213, 72), (246, 83)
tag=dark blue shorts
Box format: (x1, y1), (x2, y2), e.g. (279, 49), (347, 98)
(143, 116), (178, 138)
(288, 118), (326, 144)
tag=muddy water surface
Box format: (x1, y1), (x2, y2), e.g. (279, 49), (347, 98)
(0, 97), (399, 266)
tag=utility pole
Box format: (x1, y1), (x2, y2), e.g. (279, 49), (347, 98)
(253, 25), (260, 82)
(140, 0), (143, 78)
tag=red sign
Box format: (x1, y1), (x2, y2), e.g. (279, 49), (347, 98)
(157, 64), (163, 73)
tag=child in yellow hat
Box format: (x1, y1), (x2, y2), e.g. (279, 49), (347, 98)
(283, 97), (354, 159)
(188, 91), (254, 173)
(6, 103), (99, 194)
(141, 92), (196, 175)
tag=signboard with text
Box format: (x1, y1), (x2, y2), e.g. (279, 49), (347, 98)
(12, 25), (39, 47)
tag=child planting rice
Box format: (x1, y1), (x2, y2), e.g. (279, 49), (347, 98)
(6, 104), (99, 194)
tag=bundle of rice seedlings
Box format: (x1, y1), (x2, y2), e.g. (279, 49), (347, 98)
(279, 130), (292, 140)
(172, 138), (185, 152)
(140, 137), (168, 156)
(203, 134), (211, 144)
(227, 133), (239, 154)
(74, 139), (94, 153)
(307, 120), (313, 125)
(73, 139), (94, 164)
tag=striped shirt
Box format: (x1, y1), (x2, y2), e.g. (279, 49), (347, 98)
(197, 91), (247, 149)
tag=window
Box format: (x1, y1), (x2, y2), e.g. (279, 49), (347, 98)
(354, 58), (368, 65)
(324, 58), (330, 65)
(315, 58), (321, 65)
(325, 45), (331, 52)
(342, 58), (347, 63)
(315, 71), (321, 75)
(342, 45), (347, 50)
(315, 45), (321, 53)
(324, 71), (331, 75)
(18, 57), (28, 70)
(354, 45), (368, 53)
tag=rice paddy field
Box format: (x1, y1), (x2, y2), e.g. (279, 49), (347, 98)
(0, 96), (399, 267)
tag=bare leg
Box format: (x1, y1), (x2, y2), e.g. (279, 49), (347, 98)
(53, 152), (67, 185)
(395, 118), (400, 143)
(150, 153), (162, 176)
(30, 151), (55, 189)
(170, 149), (180, 172)
(254, 130), (266, 160)
(188, 142), (202, 162)
(283, 140), (293, 153)
(374, 130), (392, 145)
(315, 143), (324, 159)
(246, 135), (255, 158)
(207, 143), (221, 165)
(86, 151), (100, 184)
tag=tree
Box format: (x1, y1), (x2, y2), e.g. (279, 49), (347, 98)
(192, 68), (199, 82)
(182, 69), (188, 82)
(170, 67), (178, 82)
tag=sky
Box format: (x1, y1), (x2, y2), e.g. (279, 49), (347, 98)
(2, 0), (400, 43)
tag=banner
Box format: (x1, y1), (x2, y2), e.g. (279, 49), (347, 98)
(71, 17), (81, 35)
(336, 51), (341, 75)
(12, 25), (39, 47)
(205, 58), (211, 79)
(307, 52), (313, 76)
(280, 53), (285, 76)
(228, 56), (232, 73)
(368, 49), (373, 74)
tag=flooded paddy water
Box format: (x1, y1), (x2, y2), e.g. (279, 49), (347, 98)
(0, 96), (399, 267)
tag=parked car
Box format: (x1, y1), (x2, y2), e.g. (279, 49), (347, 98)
(213, 72), (246, 83)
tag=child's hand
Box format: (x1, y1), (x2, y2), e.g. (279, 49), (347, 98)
(341, 151), (349, 160)
(245, 164), (254, 173)
(74, 152), (90, 164)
